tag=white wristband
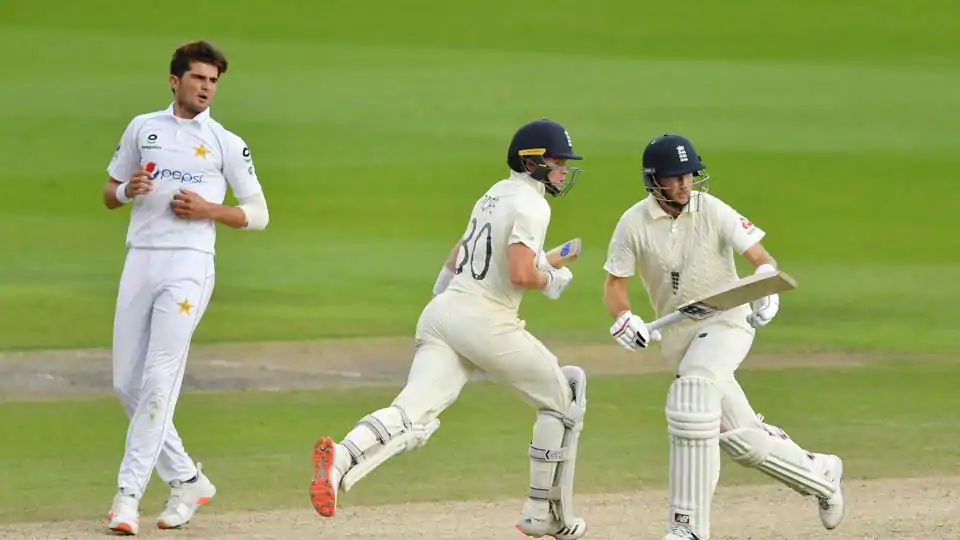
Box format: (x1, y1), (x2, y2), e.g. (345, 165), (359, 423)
(432, 265), (456, 296)
(755, 263), (776, 274)
(115, 182), (132, 204)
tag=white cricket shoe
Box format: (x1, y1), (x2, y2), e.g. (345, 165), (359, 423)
(106, 490), (140, 535)
(156, 463), (217, 529)
(663, 528), (702, 540)
(516, 515), (587, 540)
(817, 454), (845, 530)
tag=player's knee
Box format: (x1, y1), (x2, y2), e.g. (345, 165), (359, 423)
(342, 405), (440, 465)
(719, 427), (773, 467)
(665, 376), (722, 440)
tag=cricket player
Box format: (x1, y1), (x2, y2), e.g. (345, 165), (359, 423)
(100, 40), (269, 535)
(310, 119), (589, 539)
(601, 134), (845, 540)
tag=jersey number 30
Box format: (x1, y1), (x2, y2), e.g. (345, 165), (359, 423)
(456, 217), (493, 280)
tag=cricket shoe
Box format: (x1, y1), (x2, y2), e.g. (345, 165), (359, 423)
(662, 526), (702, 540)
(817, 454), (845, 530)
(311, 436), (349, 518)
(156, 463), (217, 529)
(516, 515), (587, 540)
(106, 490), (140, 535)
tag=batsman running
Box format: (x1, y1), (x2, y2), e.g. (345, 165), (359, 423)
(601, 133), (845, 540)
(310, 119), (589, 539)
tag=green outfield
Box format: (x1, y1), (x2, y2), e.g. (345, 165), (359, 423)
(1, 359), (958, 523)
(1, 0), (959, 537)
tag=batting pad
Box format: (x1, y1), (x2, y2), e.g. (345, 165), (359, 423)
(527, 365), (587, 525)
(340, 405), (440, 492)
(720, 426), (835, 499)
(666, 376), (722, 539)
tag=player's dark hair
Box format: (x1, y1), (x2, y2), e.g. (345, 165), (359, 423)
(170, 40), (228, 78)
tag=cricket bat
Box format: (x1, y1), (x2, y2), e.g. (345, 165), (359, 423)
(544, 238), (582, 268)
(647, 269), (798, 333)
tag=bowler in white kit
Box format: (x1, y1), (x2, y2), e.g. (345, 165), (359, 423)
(602, 134), (845, 540)
(309, 119), (590, 540)
(100, 40), (269, 535)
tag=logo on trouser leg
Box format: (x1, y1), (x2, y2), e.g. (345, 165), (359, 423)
(673, 512), (690, 525)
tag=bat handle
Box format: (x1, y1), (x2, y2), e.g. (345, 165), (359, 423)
(646, 311), (685, 333)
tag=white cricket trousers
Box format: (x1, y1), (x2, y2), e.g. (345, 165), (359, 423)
(668, 322), (759, 430)
(112, 247), (215, 498)
(396, 290), (571, 426)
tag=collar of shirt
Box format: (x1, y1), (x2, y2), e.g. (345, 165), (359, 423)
(162, 102), (211, 126)
(644, 192), (701, 220)
(508, 170), (546, 197)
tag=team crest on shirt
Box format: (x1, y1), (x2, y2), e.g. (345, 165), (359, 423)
(193, 143), (210, 160)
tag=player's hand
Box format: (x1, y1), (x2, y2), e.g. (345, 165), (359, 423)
(171, 189), (213, 220)
(125, 166), (154, 199)
(541, 267), (573, 300)
(610, 310), (660, 351)
(747, 293), (779, 328)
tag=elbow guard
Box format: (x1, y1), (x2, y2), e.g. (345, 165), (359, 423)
(238, 192), (269, 230)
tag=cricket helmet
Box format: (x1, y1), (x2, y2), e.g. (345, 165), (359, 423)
(507, 119), (582, 197)
(641, 133), (710, 209)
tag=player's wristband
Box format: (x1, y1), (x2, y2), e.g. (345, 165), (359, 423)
(754, 263), (776, 275)
(115, 182), (132, 204)
(432, 265), (455, 296)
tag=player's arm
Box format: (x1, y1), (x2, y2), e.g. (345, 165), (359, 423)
(507, 243), (550, 289)
(173, 135), (269, 229)
(720, 205), (780, 326)
(741, 242), (777, 273)
(507, 202), (572, 299)
(602, 217), (640, 319)
(603, 274), (631, 319)
(103, 119), (147, 210)
(602, 216), (656, 350)
(432, 240), (462, 296)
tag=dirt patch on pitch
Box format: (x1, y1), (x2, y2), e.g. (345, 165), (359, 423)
(0, 337), (878, 402)
(1, 476), (956, 539)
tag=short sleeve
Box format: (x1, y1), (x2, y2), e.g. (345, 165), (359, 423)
(603, 216), (639, 278)
(508, 198), (551, 254)
(717, 201), (766, 254)
(106, 117), (142, 182)
(223, 132), (264, 200)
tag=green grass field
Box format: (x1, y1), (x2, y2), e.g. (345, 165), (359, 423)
(1, 0), (959, 534)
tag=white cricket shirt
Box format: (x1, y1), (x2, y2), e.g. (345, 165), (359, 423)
(107, 103), (264, 254)
(446, 171), (551, 316)
(604, 192), (766, 361)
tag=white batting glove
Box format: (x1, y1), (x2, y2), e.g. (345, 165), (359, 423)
(541, 267), (573, 300)
(535, 251), (554, 271)
(747, 293), (779, 328)
(610, 310), (660, 351)
(746, 263), (779, 328)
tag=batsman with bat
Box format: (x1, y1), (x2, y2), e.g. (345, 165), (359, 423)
(310, 119), (589, 539)
(601, 134), (845, 540)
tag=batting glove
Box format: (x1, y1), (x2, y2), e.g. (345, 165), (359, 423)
(541, 267), (573, 300)
(746, 263), (780, 328)
(747, 293), (779, 328)
(610, 310), (660, 351)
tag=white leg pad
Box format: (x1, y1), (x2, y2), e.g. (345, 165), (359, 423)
(527, 365), (587, 525)
(720, 422), (834, 499)
(666, 376), (722, 540)
(339, 405), (440, 492)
